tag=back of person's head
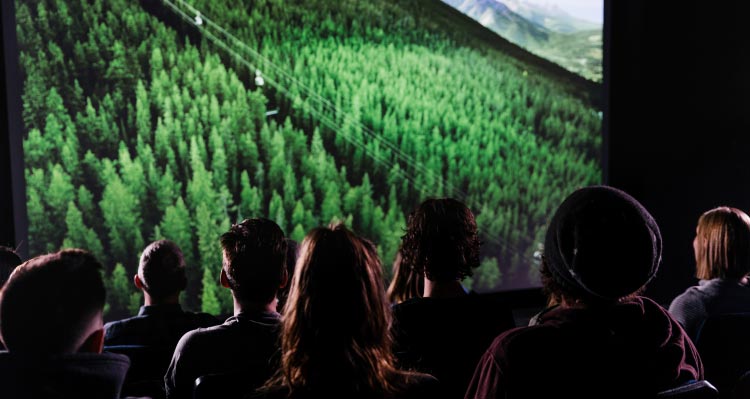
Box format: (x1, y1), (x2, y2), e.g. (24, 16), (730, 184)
(541, 185), (662, 304)
(279, 223), (399, 393)
(694, 206), (750, 280)
(0, 249), (106, 355)
(0, 246), (22, 288)
(401, 198), (480, 282)
(137, 240), (187, 300)
(220, 218), (287, 304)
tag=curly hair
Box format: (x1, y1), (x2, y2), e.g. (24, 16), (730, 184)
(400, 198), (481, 282)
(386, 249), (423, 304)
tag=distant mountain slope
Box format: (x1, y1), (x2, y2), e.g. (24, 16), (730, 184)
(502, 0), (599, 33)
(442, 0), (602, 81)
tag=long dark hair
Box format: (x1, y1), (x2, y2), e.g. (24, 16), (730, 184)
(268, 224), (411, 396)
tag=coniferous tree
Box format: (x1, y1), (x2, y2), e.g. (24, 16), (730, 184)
(63, 201), (105, 263)
(99, 174), (144, 266)
(200, 266), (220, 315)
(110, 263), (132, 316)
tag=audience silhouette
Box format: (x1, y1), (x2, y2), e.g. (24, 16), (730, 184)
(668, 206), (750, 397)
(668, 206), (750, 341)
(104, 240), (219, 347)
(0, 249), (131, 399)
(4, 189), (735, 398)
(465, 186), (703, 399)
(391, 198), (514, 399)
(164, 218), (288, 399)
(254, 224), (441, 399)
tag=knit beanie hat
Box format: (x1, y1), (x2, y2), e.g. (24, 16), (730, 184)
(544, 185), (662, 300)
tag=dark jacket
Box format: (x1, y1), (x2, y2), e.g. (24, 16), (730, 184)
(465, 296), (703, 399)
(250, 372), (443, 399)
(392, 292), (515, 399)
(0, 351), (130, 399)
(104, 303), (219, 347)
(164, 310), (281, 399)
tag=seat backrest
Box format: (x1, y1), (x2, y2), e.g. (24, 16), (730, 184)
(656, 380), (719, 399)
(694, 313), (750, 396)
(104, 344), (175, 399)
(193, 372), (259, 399)
(731, 370), (750, 399)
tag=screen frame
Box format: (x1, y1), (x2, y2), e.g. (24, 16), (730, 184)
(0, 0), (28, 259)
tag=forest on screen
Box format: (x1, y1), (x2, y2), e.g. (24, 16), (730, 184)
(15, 0), (601, 318)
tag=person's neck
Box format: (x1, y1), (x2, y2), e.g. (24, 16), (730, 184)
(143, 292), (180, 307)
(233, 296), (278, 316)
(423, 278), (468, 298)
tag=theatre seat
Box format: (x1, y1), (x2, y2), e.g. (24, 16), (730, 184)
(193, 371), (262, 399)
(694, 313), (750, 397)
(656, 380), (719, 398)
(104, 344), (175, 399)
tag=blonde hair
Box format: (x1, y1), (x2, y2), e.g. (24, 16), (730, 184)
(694, 206), (750, 280)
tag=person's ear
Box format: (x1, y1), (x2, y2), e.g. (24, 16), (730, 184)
(220, 268), (231, 288)
(79, 328), (105, 354)
(134, 274), (143, 289)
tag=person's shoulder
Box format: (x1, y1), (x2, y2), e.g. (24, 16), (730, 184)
(391, 298), (435, 325)
(393, 297), (427, 311)
(478, 319), (558, 361)
(668, 286), (708, 313)
(391, 371), (442, 399)
(103, 315), (145, 341)
(246, 385), (288, 399)
(184, 310), (222, 327)
(177, 320), (231, 348)
(104, 314), (142, 330)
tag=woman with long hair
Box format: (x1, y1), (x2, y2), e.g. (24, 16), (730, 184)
(255, 224), (439, 399)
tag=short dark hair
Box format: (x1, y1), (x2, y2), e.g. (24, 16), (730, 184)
(0, 246), (22, 287)
(400, 198), (481, 281)
(138, 240), (187, 299)
(220, 218), (287, 303)
(0, 249), (105, 354)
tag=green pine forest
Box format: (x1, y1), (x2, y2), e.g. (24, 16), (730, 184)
(15, 0), (601, 319)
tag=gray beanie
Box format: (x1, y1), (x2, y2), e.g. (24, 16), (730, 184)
(544, 185), (662, 300)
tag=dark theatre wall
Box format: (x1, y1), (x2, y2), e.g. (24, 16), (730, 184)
(607, 0), (750, 305)
(2, 1), (750, 306)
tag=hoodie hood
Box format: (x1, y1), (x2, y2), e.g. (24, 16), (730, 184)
(540, 296), (702, 385)
(485, 296), (702, 397)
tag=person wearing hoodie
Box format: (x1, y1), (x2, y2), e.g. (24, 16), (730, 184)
(0, 249), (131, 399)
(464, 186), (704, 399)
